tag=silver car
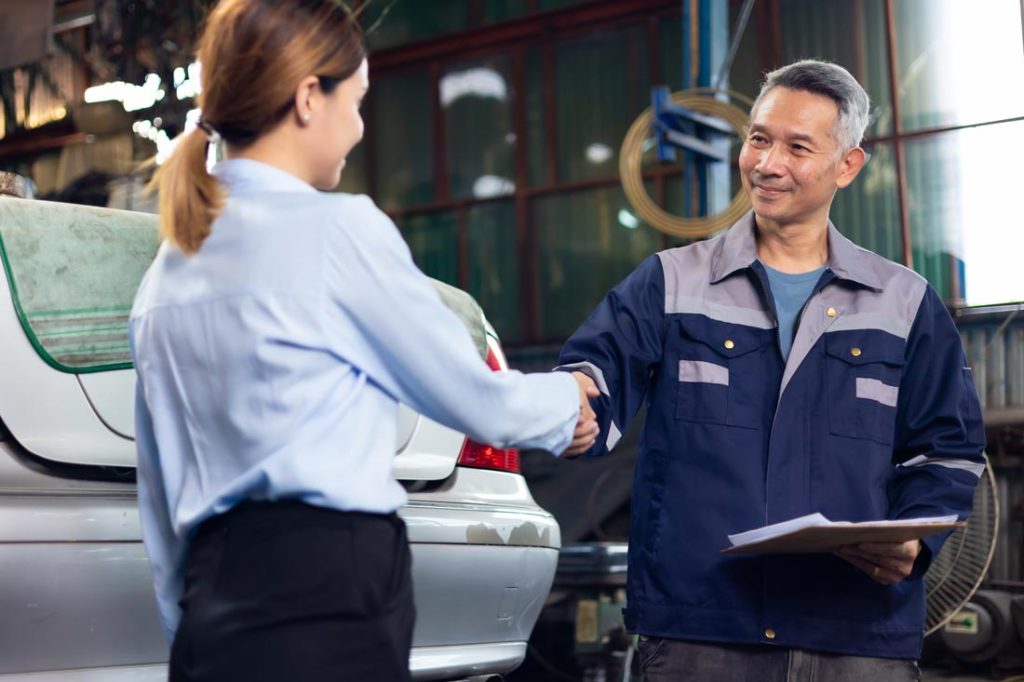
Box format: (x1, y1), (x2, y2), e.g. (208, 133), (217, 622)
(0, 198), (560, 680)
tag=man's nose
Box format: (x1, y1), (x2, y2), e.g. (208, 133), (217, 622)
(755, 144), (785, 176)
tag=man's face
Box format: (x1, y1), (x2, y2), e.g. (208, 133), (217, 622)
(738, 86), (862, 229)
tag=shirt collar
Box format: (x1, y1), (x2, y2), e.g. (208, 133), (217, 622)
(213, 158), (318, 195)
(709, 210), (883, 291)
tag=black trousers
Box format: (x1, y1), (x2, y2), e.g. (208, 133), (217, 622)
(169, 501), (415, 682)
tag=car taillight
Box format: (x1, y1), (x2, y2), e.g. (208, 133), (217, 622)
(456, 345), (521, 474)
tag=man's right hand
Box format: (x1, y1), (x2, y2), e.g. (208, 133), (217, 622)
(564, 372), (600, 457)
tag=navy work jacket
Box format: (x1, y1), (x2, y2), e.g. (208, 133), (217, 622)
(558, 213), (985, 659)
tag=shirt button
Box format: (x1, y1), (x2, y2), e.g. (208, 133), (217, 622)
(826, 307), (837, 317)
(724, 339), (735, 350)
(764, 628), (776, 640)
(851, 347), (862, 357)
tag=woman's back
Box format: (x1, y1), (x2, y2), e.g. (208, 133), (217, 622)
(132, 159), (410, 525)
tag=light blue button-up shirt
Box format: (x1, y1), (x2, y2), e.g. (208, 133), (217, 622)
(130, 159), (579, 641)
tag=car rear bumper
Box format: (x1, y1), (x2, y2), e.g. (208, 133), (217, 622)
(411, 641), (526, 681)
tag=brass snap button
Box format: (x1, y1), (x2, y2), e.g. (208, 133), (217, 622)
(764, 628), (776, 640)
(723, 339), (735, 350)
(850, 347), (862, 357)
(826, 307), (837, 317)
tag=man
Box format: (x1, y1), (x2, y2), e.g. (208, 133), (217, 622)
(558, 59), (985, 680)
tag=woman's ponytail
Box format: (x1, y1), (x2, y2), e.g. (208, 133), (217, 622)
(151, 126), (225, 255)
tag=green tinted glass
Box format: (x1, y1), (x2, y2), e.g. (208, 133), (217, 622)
(906, 121), (1024, 306)
(0, 200), (158, 372)
(363, 0), (469, 51)
(831, 143), (903, 264)
(779, 0), (892, 138)
(534, 185), (661, 338)
(336, 140), (368, 195)
(538, 0), (599, 10)
(525, 47), (548, 186)
(442, 57), (516, 201)
(467, 201), (520, 342)
(554, 25), (650, 182)
(371, 69), (434, 210)
(481, 0), (529, 24)
(400, 210), (459, 287)
(894, 0), (1024, 131)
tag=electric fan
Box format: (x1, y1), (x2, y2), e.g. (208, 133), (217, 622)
(924, 453), (999, 635)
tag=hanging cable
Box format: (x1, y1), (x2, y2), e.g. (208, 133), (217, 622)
(618, 88), (753, 239)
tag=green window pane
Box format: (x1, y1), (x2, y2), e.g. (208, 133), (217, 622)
(442, 57), (516, 200)
(662, 174), (731, 249)
(554, 26), (650, 183)
(363, 0), (469, 51)
(894, 0), (1024, 131)
(539, 0), (599, 10)
(906, 121), (1024, 306)
(481, 0), (529, 24)
(534, 185), (662, 339)
(525, 47), (548, 186)
(659, 16), (683, 90)
(658, 12), (758, 98)
(723, 4), (760, 101)
(371, 69), (434, 210)
(467, 201), (520, 342)
(779, 0), (892, 138)
(830, 143), (903, 265)
(905, 135), (958, 300)
(336, 139), (368, 195)
(400, 211), (458, 287)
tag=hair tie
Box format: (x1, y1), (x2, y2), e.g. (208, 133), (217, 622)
(196, 117), (222, 145)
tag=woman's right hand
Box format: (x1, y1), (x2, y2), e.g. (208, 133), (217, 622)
(564, 372), (600, 457)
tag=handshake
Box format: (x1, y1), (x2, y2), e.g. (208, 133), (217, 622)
(565, 371), (600, 457)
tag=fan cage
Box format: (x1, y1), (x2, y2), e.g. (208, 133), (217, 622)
(924, 454), (999, 636)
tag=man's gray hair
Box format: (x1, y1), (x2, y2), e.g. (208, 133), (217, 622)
(752, 59), (870, 152)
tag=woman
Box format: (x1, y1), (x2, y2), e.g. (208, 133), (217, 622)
(130, 1), (598, 680)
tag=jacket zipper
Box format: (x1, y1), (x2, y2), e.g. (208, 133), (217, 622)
(757, 267), (834, 525)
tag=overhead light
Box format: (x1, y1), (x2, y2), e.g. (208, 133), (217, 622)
(472, 174), (515, 199)
(618, 209), (639, 229)
(175, 62), (202, 100)
(440, 67), (507, 107)
(84, 73), (166, 112)
(586, 143), (613, 164)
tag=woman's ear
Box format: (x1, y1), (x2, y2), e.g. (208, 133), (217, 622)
(293, 75), (320, 126)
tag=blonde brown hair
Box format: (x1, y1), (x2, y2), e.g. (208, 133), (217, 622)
(152, 0), (365, 254)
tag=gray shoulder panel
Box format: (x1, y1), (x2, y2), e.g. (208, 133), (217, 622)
(657, 238), (772, 328)
(825, 249), (928, 340)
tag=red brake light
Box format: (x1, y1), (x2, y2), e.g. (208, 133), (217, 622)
(458, 440), (521, 473)
(456, 344), (520, 473)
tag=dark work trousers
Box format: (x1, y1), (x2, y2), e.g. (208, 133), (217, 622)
(169, 501), (415, 682)
(637, 638), (920, 682)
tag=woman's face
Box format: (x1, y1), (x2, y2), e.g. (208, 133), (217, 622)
(308, 58), (369, 190)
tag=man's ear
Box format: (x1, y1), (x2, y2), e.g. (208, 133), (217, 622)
(836, 146), (867, 189)
(292, 75), (320, 126)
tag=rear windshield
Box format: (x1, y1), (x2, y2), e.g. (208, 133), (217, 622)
(0, 199), (159, 373)
(0, 199), (488, 373)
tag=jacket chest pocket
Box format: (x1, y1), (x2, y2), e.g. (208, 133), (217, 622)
(824, 332), (905, 445)
(674, 320), (774, 429)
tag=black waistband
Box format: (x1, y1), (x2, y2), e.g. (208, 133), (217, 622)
(194, 500), (400, 539)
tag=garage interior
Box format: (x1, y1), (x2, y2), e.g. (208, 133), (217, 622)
(1, 1), (1023, 680)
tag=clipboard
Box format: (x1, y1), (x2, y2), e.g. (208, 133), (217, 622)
(722, 513), (964, 555)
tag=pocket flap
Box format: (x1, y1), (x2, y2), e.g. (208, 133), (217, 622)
(824, 331), (905, 367)
(680, 317), (773, 359)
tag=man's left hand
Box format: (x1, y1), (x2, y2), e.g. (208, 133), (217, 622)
(833, 540), (922, 585)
